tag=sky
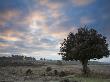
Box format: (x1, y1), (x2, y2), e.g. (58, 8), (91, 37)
(0, 0), (110, 62)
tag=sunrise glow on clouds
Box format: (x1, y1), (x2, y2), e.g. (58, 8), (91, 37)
(0, 0), (110, 61)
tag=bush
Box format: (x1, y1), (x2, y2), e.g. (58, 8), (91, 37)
(54, 70), (58, 75)
(59, 71), (66, 77)
(25, 69), (33, 75)
(46, 67), (52, 72)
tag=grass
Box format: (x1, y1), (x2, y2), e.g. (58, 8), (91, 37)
(0, 65), (110, 82)
(75, 77), (110, 82)
(66, 75), (110, 82)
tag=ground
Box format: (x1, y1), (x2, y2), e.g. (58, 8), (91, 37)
(0, 64), (110, 82)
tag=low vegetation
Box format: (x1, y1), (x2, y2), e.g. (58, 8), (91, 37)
(0, 64), (110, 82)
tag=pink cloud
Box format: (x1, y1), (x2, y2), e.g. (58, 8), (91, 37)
(80, 16), (95, 24)
(72, 0), (95, 6)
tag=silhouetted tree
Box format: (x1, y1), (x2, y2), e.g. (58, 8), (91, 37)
(59, 27), (109, 75)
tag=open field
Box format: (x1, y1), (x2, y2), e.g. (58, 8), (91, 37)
(0, 64), (110, 82)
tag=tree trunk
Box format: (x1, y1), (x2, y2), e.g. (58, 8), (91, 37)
(81, 60), (88, 75)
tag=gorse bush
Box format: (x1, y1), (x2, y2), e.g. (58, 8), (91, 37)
(59, 71), (66, 77)
(46, 67), (52, 72)
(25, 69), (33, 75)
(54, 69), (58, 75)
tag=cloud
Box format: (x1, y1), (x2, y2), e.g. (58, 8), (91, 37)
(31, 51), (61, 60)
(39, 0), (62, 10)
(0, 10), (20, 26)
(71, 0), (95, 6)
(47, 2), (62, 10)
(0, 36), (20, 42)
(27, 11), (47, 22)
(80, 16), (95, 24)
(50, 27), (78, 40)
(39, 0), (64, 19)
(0, 0), (110, 61)
(0, 43), (10, 47)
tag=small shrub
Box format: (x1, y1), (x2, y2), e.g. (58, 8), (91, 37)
(59, 71), (66, 77)
(54, 70), (58, 75)
(25, 69), (32, 75)
(46, 67), (52, 72)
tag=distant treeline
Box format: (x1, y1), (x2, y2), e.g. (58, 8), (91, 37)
(0, 55), (109, 66)
(0, 55), (37, 66)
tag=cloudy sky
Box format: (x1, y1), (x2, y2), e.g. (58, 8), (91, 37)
(0, 0), (110, 61)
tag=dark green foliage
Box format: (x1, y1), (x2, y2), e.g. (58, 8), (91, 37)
(46, 67), (52, 72)
(59, 27), (110, 74)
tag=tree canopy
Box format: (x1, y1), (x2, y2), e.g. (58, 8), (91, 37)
(59, 27), (109, 74)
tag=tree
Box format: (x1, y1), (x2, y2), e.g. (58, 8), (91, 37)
(59, 27), (109, 75)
